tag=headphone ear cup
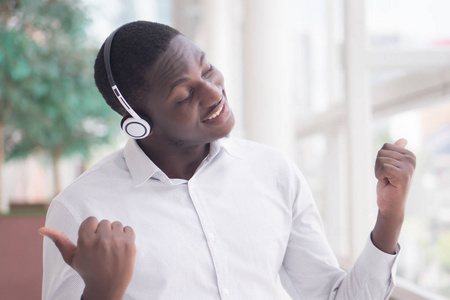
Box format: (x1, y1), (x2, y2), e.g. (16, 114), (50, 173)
(121, 115), (152, 139)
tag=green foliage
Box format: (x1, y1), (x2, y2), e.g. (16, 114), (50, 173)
(0, 0), (119, 161)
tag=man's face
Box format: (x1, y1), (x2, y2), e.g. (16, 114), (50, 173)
(140, 35), (235, 148)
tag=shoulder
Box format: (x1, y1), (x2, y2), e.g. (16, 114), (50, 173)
(220, 136), (302, 180)
(68, 148), (128, 188)
(50, 148), (129, 214)
(221, 136), (287, 158)
(222, 136), (295, 166)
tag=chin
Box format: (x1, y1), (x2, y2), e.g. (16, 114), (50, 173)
(217, 115), (235, 139)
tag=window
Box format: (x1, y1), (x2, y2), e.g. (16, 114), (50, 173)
(293, 0), (450, 298)
(374, 90), (450, 298)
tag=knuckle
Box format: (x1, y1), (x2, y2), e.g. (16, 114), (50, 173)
(98, 237), (112, 248)
(78, 235), (94, 248)
(112, 221), (123, 227)
(375, 157), (383, 167)
(403, 154), (416, 168)
(400, 171), (409, 180)
(124, 225), (135, 234)
(126, 241), (137, 254)
(99, 219), (111, 225)
(83, 216), (98, 226)
(377, 149), (384, 157)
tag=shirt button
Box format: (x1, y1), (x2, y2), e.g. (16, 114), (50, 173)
(223, 288), (230, 295)
(208, 233), (215, 240)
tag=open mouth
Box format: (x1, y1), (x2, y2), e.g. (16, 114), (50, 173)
(203, 96), (224, 122)
(206, 103), (224, 120)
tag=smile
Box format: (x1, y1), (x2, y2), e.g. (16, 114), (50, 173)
(206, 103), (224, 120)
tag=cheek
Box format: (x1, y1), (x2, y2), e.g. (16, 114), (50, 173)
(154, 108), (199, 132)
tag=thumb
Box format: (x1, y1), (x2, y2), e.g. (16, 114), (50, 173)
(394, 138), (408, 148)
(39, 227), (77, 266)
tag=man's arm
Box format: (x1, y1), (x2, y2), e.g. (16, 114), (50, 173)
(279, 138), (416, 299)
(40, 217), (136, 300)
(371, 139), (416, 254)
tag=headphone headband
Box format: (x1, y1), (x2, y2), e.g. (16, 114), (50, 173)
(104, 29), (119, 87)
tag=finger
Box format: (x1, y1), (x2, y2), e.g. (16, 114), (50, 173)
(96, 219), (112, 234)
(375, 160), (399, 181)
(375, 163), (410, 187)
(378, 145), (416, 163)
(375, 163), (397, 181)
(78, 216), (99, 239)
(376, 157), (402, 169)
(380, 141), (412, 153)
(123, 226), (136, 241)
(377, 149), (404, 161)
(377, 148), (416, 170)
(394, 138), (408, 148)
(111, 221), (124, 232)
(39, 227), (77, 266)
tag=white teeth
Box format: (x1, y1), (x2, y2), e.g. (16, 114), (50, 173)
(207, 104), (223, 120)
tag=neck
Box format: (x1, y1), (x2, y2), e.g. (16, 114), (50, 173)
(137, 139), (210, 180)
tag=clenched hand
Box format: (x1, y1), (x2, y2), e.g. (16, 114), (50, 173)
(372, 139), (416, 254)
(39, 217), (136, 300)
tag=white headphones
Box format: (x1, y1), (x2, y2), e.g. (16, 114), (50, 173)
(103, 28), (152, 139)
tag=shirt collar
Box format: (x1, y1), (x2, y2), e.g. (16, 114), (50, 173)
(124, 139), (164, 187)
(215, 135), (244, 159)
(123, 136), (243, 187)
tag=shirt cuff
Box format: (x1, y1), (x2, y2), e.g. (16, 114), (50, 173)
(356, 236), (400, 283)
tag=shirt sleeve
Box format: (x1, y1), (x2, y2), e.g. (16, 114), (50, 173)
(279, 167), (398, 299)
(42, 200), (85, 300)
(331, 237), (399, 300)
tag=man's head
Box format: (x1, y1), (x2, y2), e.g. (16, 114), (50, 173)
(94, 21), (180, 116)
(94, 21), (235, 147)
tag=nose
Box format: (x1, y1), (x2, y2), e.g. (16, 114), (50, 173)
(198, 81), (222, 107)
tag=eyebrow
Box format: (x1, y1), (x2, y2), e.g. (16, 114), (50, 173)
(169, 52), (206, 93)
(199, 52), (205, 67)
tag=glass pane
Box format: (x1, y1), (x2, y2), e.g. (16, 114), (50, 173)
(85, 0), (171, 44)
(367, 0), (450, 50)
(291, 0), (345, 115)
(373, 100), (450, 297)
(296, 128), (350, 258)
(296, 134), (327, 212)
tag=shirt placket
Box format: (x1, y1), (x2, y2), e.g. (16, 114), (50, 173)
(188, 178), (231, 299)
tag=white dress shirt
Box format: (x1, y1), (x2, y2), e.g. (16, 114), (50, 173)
(42, 136), (398, 300)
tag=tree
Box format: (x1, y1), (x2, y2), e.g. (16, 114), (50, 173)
(0, 0), (118, 212)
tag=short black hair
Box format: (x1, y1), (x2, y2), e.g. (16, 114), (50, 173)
(94, 21), (180, 115)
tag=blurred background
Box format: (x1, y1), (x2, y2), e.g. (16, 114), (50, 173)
(1, 0), (450, 299)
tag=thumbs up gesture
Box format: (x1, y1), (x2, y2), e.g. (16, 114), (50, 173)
(39, 217), (137, 300)
(371, 139), (416, 254)
(375, 139), (416, 218)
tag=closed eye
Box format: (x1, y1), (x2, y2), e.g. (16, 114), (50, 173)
(202, 64), (213, 77)
(177, 89), (194, 104)
(176, 63), (213, 105)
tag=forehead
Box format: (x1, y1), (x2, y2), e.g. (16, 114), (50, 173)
(148, 35), (203, 91)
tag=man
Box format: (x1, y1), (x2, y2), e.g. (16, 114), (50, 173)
(40, 21), (416, 299)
